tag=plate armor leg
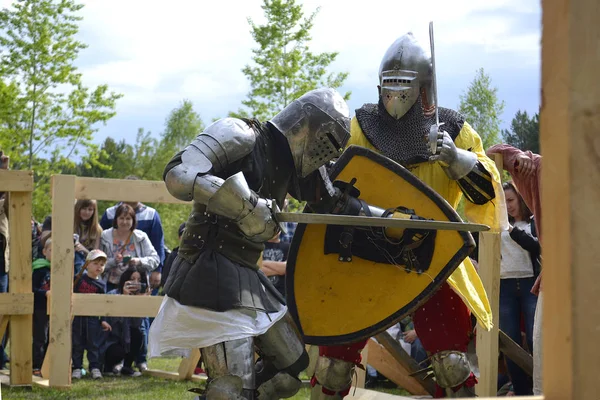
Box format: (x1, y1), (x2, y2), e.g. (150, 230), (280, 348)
(200, 337), (255, 400)
(254, 315), (309, 399)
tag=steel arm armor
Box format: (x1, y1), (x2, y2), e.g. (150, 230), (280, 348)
(164, 118), (279, 242)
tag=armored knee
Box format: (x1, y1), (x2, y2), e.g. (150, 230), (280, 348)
(430, 350), (472, 389)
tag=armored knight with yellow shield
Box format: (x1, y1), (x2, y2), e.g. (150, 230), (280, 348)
(306, 30), (507, 399)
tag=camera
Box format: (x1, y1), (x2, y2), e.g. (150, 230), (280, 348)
(126, 281), (148, 294)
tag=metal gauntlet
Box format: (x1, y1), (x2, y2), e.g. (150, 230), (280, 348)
(206, 172), (280, 242)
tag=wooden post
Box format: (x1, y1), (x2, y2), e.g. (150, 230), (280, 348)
(47, 175), (76, 388)
(541, 0), (600, 398)
(472, 153), (503, 397)
(475, 231), (501, 397)
(177, 348), (201, 381)
(8, 191), (33, 385)
(374, 332), (436, 396)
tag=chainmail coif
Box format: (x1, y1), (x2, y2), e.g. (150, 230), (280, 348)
(355, 97), (465, 167)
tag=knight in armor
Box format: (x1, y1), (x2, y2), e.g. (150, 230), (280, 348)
(148, 88), (352, 400)
(309, 33), (507, 399)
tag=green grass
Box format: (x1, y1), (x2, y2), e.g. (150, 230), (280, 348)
(1, 357), (410, 399)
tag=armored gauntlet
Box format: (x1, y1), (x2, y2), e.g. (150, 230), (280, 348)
(206, 172), (280, 242)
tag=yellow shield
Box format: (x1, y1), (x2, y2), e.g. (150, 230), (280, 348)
(286, 146), (475, 345)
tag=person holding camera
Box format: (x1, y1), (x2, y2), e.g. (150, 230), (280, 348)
(101, 203), (159, 292)
(101, 203), (159, 373)
(101, 265), (150, 377)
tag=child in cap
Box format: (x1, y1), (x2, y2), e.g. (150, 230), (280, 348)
(71, 249), (111, 380)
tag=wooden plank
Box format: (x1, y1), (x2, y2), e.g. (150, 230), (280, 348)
(47, 175), (76, 388)
(72, 293), (162, 318)
(346, 387), (413, 399)
(347, 388), (542, 400)
(541, 0), (572, 394)
(145, 369), (207, 383)
(0, 170), (34, 192)
(0, 370), (57, 388)
(74, 177), (189, 204)
(541, 1), (600, 399)
(0, 293), (33, 315)
(366, 339), (429, 396)
(8, 191), (33, 386)
(499, 330), (533, 377)
(374, 332), (435, 396)
(177, 348), (201, 381)
(40, 344), (51, 379)
(493, 153), (504, 178)
(475, 231), (501, 397)
(0, 316), (8, 342)
(32, 376), (51, 388)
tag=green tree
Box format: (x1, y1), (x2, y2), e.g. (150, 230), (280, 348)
(230, 0), (350, 121)
(458, 68), (505, 149)
(0, 0), (121, 218)
(503, 110), (540, 154)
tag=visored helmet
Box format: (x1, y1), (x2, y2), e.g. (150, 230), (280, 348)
(378, 33), (434, 119)
(270, 88), (351, 178)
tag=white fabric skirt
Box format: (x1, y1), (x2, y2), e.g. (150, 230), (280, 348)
(148, 295), (288, 358)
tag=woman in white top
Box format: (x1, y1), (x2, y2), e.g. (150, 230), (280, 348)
(500, 181), (540, 395)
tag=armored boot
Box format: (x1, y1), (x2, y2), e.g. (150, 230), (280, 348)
(430, 350), (475, 398)
(310, 356), (355, 399)
(191, 375), (248, 400)
(256, 371), (302, 399)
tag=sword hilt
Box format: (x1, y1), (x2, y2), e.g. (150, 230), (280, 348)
(428, 122), (445, 156)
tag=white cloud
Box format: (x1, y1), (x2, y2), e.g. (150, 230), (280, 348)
(0, 0), (541, 137)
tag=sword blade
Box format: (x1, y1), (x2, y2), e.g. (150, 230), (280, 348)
(427, 21), (444, 155)
(429, 21), (439, 128)
(275, 212), (489, 232)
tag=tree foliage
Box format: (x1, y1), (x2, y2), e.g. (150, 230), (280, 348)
(0, 0), (121, 218)
(230, 0), (350, 121)
(503, 110), (539, 154)
(458, 68), (505, 149)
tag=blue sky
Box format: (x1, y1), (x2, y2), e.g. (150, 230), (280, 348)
(10, 0), (541, 145)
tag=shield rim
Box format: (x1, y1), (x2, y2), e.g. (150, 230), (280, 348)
(285, 145), (475, 345)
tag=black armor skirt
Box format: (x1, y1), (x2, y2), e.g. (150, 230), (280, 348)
(164, 249), (284, 313)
